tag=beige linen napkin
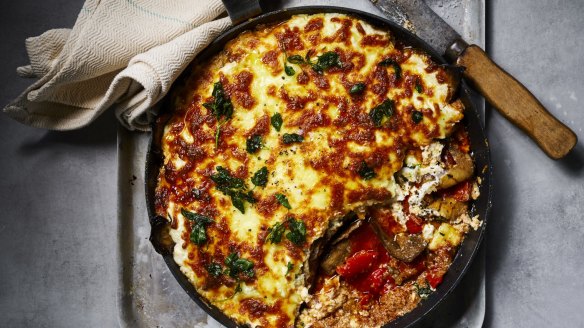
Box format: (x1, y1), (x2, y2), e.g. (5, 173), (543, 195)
(4, 0), (232, 131)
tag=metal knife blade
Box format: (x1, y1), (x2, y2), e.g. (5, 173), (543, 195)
(371, 0), (466, 60)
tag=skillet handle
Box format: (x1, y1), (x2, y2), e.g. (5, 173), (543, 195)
(457, 45), (577, 159)
(222, 0), (262, 24)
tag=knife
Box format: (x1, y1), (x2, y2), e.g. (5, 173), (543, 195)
(371, 0), (577, 159)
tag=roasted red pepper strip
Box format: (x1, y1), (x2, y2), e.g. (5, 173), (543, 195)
(402, 195), (410, 214)
(336, 250), (379, 279)
(381, 275), (396, 295)
(406, 215), (423, 234)
(440, 180), (472, 202)
(426, 272), (444, 289)
(367, 267), (387, 294)
(450, 180), (472, 202)
(353, 267), (389, 305)
(359, 294), (373, 306)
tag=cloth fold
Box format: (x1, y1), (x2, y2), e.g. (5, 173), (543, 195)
(3, 0), (232, 131)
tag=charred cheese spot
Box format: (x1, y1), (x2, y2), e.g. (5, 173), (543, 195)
(155, 13), (465, 328)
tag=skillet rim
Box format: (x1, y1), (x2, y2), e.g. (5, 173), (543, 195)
(144, 6), (493, 328)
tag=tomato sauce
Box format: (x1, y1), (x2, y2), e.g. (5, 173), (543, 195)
(335, 222), (393, 303)
(334, 208), (438, 305)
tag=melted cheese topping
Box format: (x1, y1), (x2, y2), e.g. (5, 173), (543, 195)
(154, 13), (464, 327)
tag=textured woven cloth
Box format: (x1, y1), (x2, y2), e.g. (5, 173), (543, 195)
(4, 0), (232, 131)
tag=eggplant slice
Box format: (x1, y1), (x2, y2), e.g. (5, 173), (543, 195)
(319, 216), (363, 276)
(307, 212), (362, 289)
(369, 217), (427, 263)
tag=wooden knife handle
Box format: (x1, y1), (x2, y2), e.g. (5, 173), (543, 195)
(457, 44), (577, 159)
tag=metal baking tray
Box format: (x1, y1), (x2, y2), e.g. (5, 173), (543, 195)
(116, 0), (486, 326)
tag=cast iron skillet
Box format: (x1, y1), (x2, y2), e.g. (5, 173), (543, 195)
(145, 5), (492, 328)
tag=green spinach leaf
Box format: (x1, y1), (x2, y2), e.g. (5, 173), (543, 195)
(271, 113), (283, 132)
(181, 208), (214, 245)
(415, 82), (423, 93)
(350, 82), (366, 94)
(190, 224), (207, 245)
(412, 110), (424, 124)
(414, 282), (432, 299)
(224, 253), (255, 278)
(357, 161), (376, 180)
(211, 166), (255, 213)
(181, 208), (213, 224)
(206, 262), (223, 278)
(284, 65), (295, 76)
(369, 99), (394, 127)
(287, 55), (305, 65)
(286, 217), (307, 245)
(251, 166), (269, 187)
(378, 58), (402, 80)
(246, 135), (263, 154)
(202, 82), (233, 148)
(282, 133), (304, 144)
(275, 193), (292, 209)
(266, 221), (286, 244)
(211, 166), (245, 189)
(311, 51), (342, 73)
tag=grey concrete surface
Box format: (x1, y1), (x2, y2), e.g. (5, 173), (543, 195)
(0, 1), (119, 327)
(0, 0), (583, 327)
(484, 1), (584, 327)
